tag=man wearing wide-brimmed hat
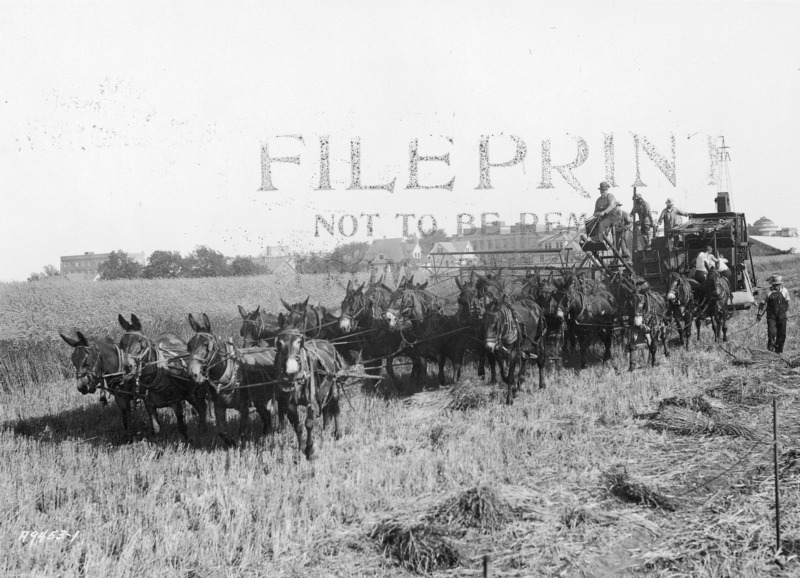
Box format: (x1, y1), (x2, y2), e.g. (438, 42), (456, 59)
(657, 198), (690, 234)
(630, 190), (655, 249)
(757, 274), (791, 353)
(589, 181), (618, 241)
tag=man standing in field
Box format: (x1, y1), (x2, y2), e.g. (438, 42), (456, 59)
(757, 274), (791, 353)
(630, 190), (654, 250)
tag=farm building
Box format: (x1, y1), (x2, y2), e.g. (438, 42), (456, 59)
(363, 237), (423, 267)
(424, 240), (479, 271)
(60, 251), (146, 281)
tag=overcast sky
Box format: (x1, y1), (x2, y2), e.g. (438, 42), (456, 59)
(1, 1), (798, 281)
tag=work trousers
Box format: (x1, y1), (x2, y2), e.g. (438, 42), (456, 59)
(767, 316), (787, 354)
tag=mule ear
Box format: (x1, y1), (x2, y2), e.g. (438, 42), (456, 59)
(188, 313), (200, 333)
(201, 313), (212, 332)
(278, 312), (286, 328)
(281, 298), (293, 312)
(346, 279), (353, 292)
(455, 277), (463, 290)
(118, 314), (132, 332)
(398, 275), (406, 288)
(417, 281), (428, 290)
(60, 332), (80, 348)
(254, 305), (260, 315)
(377, 274), (384, 285)
(76, 331), (89, 346)
(356, 282), (365, 293)
(302, 296), (309, 309)
(130, 314), (142, 332)
(238, 305), (248, 319)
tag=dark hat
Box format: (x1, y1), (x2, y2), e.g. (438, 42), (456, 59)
(598, 181), (610, 191)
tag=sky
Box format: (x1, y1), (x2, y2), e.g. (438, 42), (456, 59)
(1, 1), (798, 281)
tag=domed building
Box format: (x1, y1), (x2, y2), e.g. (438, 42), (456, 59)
(753, 216), (780, 236)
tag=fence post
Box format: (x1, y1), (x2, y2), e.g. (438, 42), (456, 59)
(773, 396), (782, 554)
(483, 554), (491, 578)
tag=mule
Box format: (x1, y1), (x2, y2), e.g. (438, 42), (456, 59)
(274, 326), (344, 460)
(483, 296), (547, 403)
(60, 332), (138, 438)
(666, 271), (696, 349)
(622, 289), (669, 370)
(117, 314), (208, 441)
(696, 267), (731, 342)
(338, 278), (404, 383)
(238, 305), (282, 347)
(554, 278), (617, 369)
(279, 297), (340, 340)
(186, 313), (275, 447)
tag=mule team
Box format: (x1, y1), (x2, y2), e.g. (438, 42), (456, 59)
(60, 267), (732, 458)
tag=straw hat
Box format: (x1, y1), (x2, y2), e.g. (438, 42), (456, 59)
(770, 275), (784, 285)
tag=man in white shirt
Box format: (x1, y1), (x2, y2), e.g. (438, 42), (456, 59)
(693, 245), (717, 283)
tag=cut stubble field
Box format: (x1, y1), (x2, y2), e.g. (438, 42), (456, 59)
(2, 258), (800, 577)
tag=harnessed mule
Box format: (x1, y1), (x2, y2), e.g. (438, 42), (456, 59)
(238, 306), (282, 347)
(620, 287), (669, 370)
(118, 314), (208, 441)
(666, 271), (696, 349)
(274, 326), (344, 460)
(338, 279), (403, 383)
(697, 267), (731, 342)
(279, 297), (341, 341)
(554, 279), (617, 369)
(483, 296), (548, 403)
(525, 271), (567, 368)
(384, 277), (445, 388)
(60, 332), (138, 438)
(186, 314), (275, 447)
(455, 276), (492, 380)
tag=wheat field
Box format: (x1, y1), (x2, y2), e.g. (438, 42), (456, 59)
(2, 260), (800, 577)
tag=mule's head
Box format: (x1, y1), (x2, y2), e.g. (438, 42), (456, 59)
(238, 305), (262, 347)
(275, 328), (305, 378)
(280, 297), (310, 330)
(339, 280), (365, 333)
(117, 314), (149, 377)
(60, 331), (98, 394)
(629, 292), (646, 327)
(456, 277), (483, 324)
(186, 313), (216, 384)
(482, 296), (505, 352)
(384, 287), (423, 331)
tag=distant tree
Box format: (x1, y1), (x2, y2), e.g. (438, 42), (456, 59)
(295, 251), (330, 274)
(27, 264), (61, 282)
(329, 241), (369, 273)
(144, 251), (184, 279)
(418, 228), (448, 256)
(98, 250), (143, 280)
(231, 256), (261, 276)
(185, 245), (229, 278)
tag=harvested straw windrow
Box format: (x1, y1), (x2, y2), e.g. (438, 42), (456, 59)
(431, 484), (511, 532)
(657, 394), (727, 417)
(368, 517), (461, 574)
(603, 466), (680, 511)
(642, 405), (760, 440)
(401, 382), (495, 413)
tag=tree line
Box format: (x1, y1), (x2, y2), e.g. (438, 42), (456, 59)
(28, 242), (384, 281)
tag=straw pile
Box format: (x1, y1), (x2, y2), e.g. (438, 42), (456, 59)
(643, 405), (760, 440)
(602, 465), (680, 511)
(401, 382), (495, 413)
(368, 516), (461, 574)
(431, 484), (511, 532)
